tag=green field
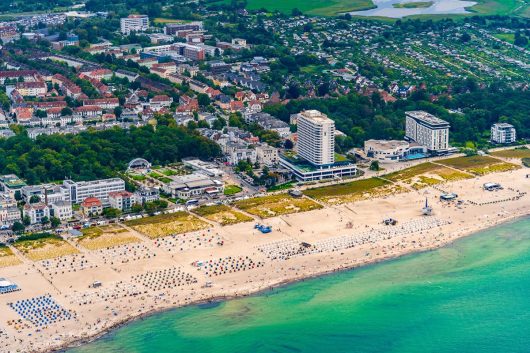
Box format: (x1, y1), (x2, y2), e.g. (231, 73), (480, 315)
(224, 185), (243, 196)
(393, 1), (433, 8)
(493, 33), (530, 47)
(215, 0), (376, 16)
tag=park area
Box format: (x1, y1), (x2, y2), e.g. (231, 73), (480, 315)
(125, 212), (211, 238)
(438, 155), (520, 175)
(303, 177), (404, 204)
(192, 205), (253, 226)
(383, 162), (473, 189)
(0, 245), (21, 268)
(233, 194), (323, 218)
(75, 225), (140, 250)
(13, 234), (78, 261)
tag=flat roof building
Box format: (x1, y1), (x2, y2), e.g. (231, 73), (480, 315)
(491, 123), (516, 144)
(63, 178), (125, 206)
(295, 110), (335, 166)
(405, 111), (450, 153)
(120, 15), (149, 35)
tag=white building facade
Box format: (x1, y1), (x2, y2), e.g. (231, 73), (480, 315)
(405, 111), (450, 152)
(120, 15), (149, 35)
(296, 110), (335, 166)
(491, 123), (516, 144)
(63, 178), (126, 206)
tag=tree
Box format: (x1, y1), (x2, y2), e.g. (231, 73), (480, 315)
(23, 215), (31, 226)
(291, 8), (303, 16)
(61, 107), (73, 116)
(131, 203), (143, 214)
(197, 93), (211, 107)
(29, 195), (41, 204)
(284, 139), (294, 149)
(514, 35), (528, 47)
(460, 32), (471, 43)
(41, 216), (49, 225)
(369, 160), (380, 171)
(114, 106), (123, 118)
(50, 217), (61, 228)
(12, 221), (25, 233)
(103, 208), (121, 219)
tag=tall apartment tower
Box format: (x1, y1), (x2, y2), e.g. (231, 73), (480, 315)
(405, 111), (450, 152)
(296, 110), (335, 166)
(120, 15), (149, 35)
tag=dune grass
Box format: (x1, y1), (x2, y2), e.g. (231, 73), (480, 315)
(233, 194), (323, 218)
(125, 212), (211, 238)
(192, 205), (254, 225)
(438, 156), (520, 175)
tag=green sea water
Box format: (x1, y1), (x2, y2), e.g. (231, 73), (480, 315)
(67, 217), (530, 353)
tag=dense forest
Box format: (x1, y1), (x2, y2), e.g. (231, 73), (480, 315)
(0, 125), (221, 184)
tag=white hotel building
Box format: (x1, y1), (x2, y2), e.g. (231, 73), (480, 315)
(120, 15), (149, 35)
(405, 111), (450, 153)
(280, 110), (356, 182)
(63, 178), (126, 206)
(297, 110), (335, 166)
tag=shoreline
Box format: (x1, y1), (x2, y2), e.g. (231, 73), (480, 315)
(1, 165), (529, 353)
(55, 212), (529, 353)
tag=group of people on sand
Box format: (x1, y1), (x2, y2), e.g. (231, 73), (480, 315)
(154, 232), (223, 253)
(131, 267), (197, 292)
(200, 256), (264, 277)
(258, 218), (450, 261)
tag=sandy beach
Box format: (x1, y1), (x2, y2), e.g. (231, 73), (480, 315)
(0, 159), (528, 353)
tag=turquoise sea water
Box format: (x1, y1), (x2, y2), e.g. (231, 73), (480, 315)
(68, 217), (530, 353)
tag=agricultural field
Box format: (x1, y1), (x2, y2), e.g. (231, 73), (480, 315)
(0, 245), (21, 268)
(491, 148), (530, 159)
(303, 177), (405, 204)
(224, 185), (243, 196)
(13, 234), (78, 261)
(383, 162), (473, 189)
(192, 205), (254, 226)
(125, 212), (211, 238)
(214, 0), (376, 16)
(75, 225), (140, 250)
(438, 155), (520, 175)
(233, 194), (323, 218)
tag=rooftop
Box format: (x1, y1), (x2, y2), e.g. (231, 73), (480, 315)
(298, 110), (334, 125)
(406, 111), (449, 127)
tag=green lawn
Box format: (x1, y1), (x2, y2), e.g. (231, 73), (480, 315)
(214, 0), (376, 16)
(224, 185), (243, 196)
